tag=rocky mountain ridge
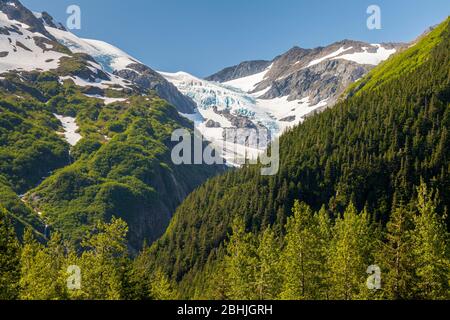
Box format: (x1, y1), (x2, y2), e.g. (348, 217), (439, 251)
(209, 40), (406, 107)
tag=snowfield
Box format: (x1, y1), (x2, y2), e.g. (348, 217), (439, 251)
(84, 94), (128, 105)
(304, 47), (353, 68)
(223, 64), (272, 93)
(59, 74), (132, 91)
(334, 44), (396, 65)
(54, 114), (82, 146)
(0, 12), (68, 74)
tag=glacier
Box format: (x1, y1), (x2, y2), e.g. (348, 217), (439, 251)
(160, 71), (326, 166)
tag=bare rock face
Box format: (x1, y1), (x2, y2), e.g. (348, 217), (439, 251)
(115, 63), (198, 114)
(260, 58), (370, 106)
(206, 60), (271, 83)
(39, 11), (66, 31)
(205, 119), (221, 128)
(212, 106), (257, 129)
(279, 115), (296, 122)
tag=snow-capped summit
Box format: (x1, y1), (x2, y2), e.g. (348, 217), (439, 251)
(0, 0), (197, 113)
(222, 64), (273, 93)
(0, 0), (56, 40)
(0, 4), (139, 93)
(44, 25), (197, 113)
(0, 7), (68, 74)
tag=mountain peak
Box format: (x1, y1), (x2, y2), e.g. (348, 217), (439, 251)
(288, 45), (302, 50)
(0, 0), (55, 40)
(34, 11), (66, 31)
(205, 59), (271, 83)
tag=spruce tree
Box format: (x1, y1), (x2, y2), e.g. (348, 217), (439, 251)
(313, 206), (333, 299)
(376, 205), (416, 299)
(0, 209), (21, 300)
(280, 202), (329, 299)
(19, 229), (67, 300)
(255, 226), (282, 299)
(150, 269), (176, 300)
(327, 204), (374, 300)
(411, 183), (450, 299)
(77, 217), (130, 300)
(224, 217), (258, 300)
(208, 260), (229, 300)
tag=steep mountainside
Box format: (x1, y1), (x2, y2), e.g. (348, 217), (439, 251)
(148, 17), (450, 297)
(162, 41), (405, 165)
(0, 0), (223, 249)
(208, 41), (404, 107)
(45, 25), (198, 114)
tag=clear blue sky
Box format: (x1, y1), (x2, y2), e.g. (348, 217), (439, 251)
(22, 0), (449, 77)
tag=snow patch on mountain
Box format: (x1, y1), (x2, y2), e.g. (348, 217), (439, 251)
(256, 96), (329, 133)
(334, 44), (396, 65)
(223, 64), (272, 93)
(0, 12), (68, 74)
(84, 94), (128, 105)
(54, 114), (82, 146)
(59, 74), (131, 91)
(82, 38), (139, 71)
(304, 46), (353, 68)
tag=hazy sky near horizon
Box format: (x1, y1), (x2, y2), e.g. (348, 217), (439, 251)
(22, 0), (450, 77)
